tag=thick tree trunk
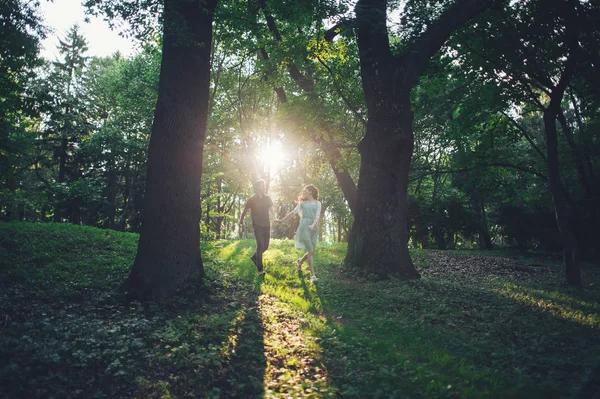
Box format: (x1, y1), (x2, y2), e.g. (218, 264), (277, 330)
(121, 0), (216, 299)
(346, 96), (420, 278)
(344, 0), (417, 277)
(346, 0), (496, 277)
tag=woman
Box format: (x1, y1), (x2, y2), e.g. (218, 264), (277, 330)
(276, 184), (322, 282)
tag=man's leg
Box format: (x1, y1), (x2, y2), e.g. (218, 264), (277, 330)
(255, 226), (270, 272)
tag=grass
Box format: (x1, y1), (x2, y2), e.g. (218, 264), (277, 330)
(1, 222), (599, 398)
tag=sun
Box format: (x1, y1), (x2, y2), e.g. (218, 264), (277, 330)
(259, 140), (286, 174)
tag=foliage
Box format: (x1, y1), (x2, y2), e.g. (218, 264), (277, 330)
(0, 0), (45, 219)
(2, 0), (600, 263)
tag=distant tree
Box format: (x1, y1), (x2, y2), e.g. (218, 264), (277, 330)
(0, 0), (44, 220)
(454, 0), (600, 285)
(81, 48), (160, 231)
(35, 25), (93, 224)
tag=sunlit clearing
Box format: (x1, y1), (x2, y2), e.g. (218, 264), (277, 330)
(494, 282), (600, 328)
(259, 140), (286, 174)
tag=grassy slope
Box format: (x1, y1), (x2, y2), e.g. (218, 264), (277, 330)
(0, 222), (599, 398)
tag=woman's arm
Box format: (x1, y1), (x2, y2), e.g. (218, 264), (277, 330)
(276, 203), (300, 223)
(309, 201), (322, 230)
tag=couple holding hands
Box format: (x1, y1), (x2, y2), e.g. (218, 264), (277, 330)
(239, 180), (322, 282)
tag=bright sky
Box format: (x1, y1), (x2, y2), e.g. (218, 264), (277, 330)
(38, 0), (137, 60)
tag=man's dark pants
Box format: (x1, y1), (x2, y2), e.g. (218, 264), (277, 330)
(253, 225), (270, 272)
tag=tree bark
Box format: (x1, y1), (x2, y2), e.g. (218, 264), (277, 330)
(556, 109), (592, 199)
(346, 89), (420, 277)
(121, 0), (217, 299)
(346, 0), (496, 276)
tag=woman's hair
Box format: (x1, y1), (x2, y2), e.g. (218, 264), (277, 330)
(297, 184), (319, 202)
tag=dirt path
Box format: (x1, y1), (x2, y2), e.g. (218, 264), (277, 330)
(258, 294), (336, 398)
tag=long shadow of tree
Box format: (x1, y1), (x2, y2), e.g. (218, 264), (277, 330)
(206, 280), (267, 398)
(204, 239), (600, 397)
(0, 236), (270, 398)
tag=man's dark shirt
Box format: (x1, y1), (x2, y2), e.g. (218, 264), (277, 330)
(246, 194), (273, 227)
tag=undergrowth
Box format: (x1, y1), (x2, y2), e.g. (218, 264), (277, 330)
(1, 222), (599, 398)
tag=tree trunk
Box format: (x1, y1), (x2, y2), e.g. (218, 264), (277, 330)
(106, 170), (117, 229)
(346, 0), (496, 277)
(345, 94), (420, 278)
(542, 33), (581, 286)
(544, 107), (580, 286)
(71, 198), (81, 225)
(54, 137), (69, 222)
(474, 199), (493, 249)
(121, 0), (216, 299)
(215, 177), (226, 239)
(557, 110), (593, 199)
(433, 215), (447, 250)
(120, 167), (135, 231)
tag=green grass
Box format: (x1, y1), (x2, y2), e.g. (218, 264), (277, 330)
(1, 222), (599, 398)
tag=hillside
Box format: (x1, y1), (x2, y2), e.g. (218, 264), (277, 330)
(1, 222), (599, 398)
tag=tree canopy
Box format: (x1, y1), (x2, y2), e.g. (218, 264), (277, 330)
(1, 0), (599, 290)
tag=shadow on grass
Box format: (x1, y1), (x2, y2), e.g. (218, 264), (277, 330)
(307, 269), (600, 398)
(1, 240), (270, 399)
(203, 239), (600, 397)
(207, 278), (267, 398)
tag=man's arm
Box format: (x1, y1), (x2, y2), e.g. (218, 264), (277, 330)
(239, 202), (250, 225)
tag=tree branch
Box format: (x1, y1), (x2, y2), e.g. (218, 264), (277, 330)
(404, 0), (500, 86)
(324, 19), (355, 42)
(316, 56), (366, 124)
(500, 111), (547, 161)
(409, 162), (548, 183)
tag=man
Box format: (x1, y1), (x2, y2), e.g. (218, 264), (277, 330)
(239, 180), (274, 275)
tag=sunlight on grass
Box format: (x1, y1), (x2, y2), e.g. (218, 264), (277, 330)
(257, 292), (336, 397)
(10, 224), (600, 398)
(494, 282), (600, 328)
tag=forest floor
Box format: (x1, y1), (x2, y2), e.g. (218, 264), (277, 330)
(1, 222), (599, 398)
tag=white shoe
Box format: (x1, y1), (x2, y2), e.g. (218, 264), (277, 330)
(310, 275), (318, 282)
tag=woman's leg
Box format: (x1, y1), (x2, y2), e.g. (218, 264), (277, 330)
(297, 252), (308, 270)
(307, 250), (316, 277)
(298, 252), (308, 264)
